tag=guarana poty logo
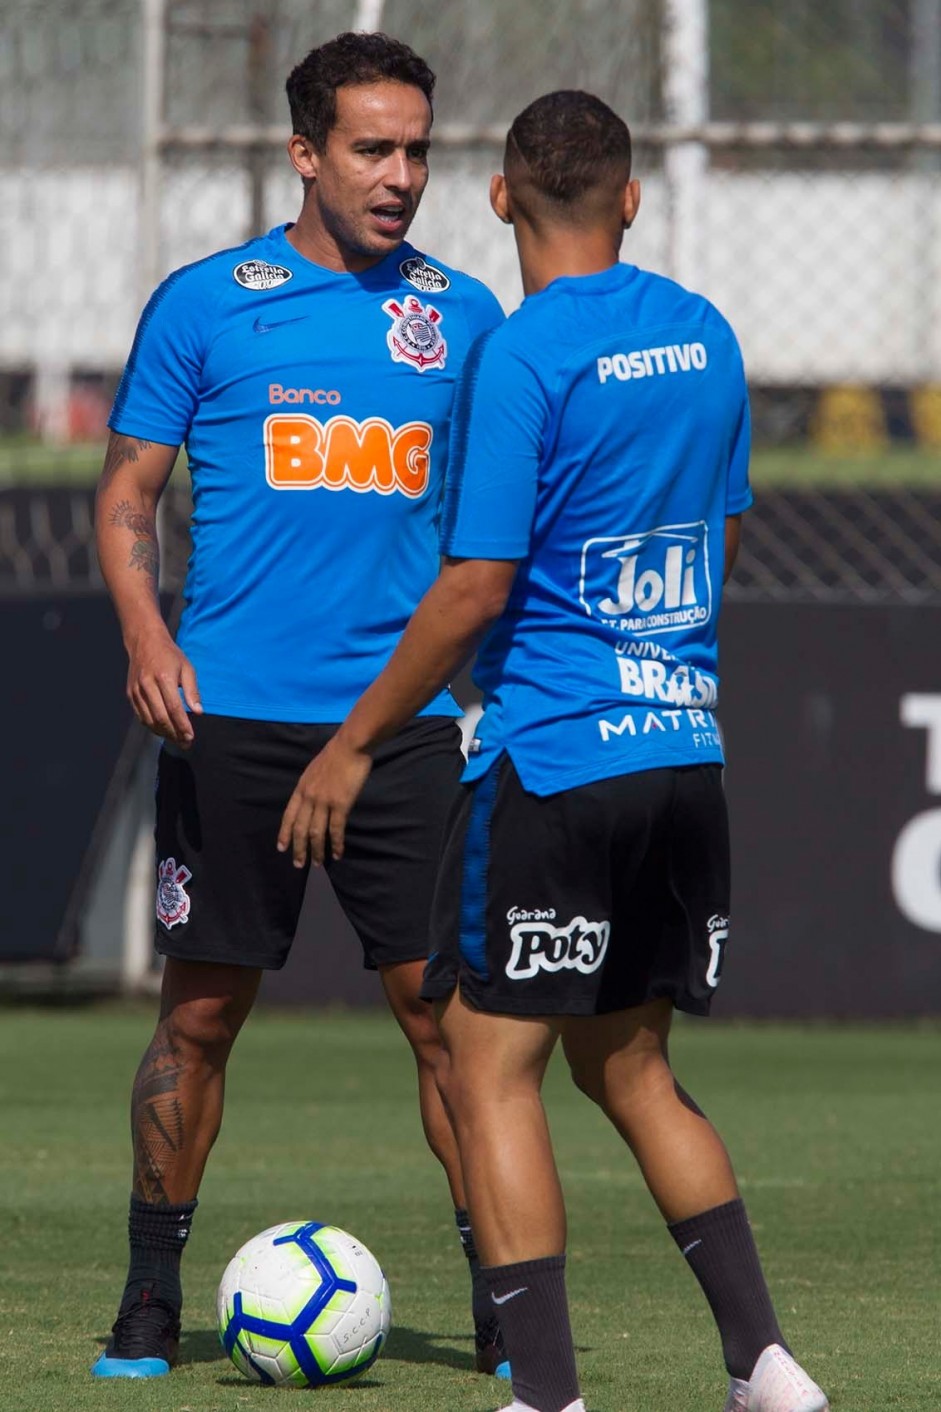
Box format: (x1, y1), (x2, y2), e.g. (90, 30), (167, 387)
(505, 913), (610, 980)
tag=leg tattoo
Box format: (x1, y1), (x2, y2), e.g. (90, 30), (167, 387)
(131, 1025), (185, 1205)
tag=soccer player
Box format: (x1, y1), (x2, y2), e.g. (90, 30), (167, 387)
(279, 91), (831, 1412)
(91, 32), (508, 1380)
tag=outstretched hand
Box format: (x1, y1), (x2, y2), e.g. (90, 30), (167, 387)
(277, 734), (374, 868)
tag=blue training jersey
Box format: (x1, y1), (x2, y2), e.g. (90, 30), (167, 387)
(442, 261), (752, 795)
(110, 224), (504, 721)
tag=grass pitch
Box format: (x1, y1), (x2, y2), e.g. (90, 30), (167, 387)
(1, 1007), (938, 1411)
(2, 439), (940, 490)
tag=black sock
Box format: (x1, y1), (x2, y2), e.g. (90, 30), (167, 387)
(454, 1207), (492, 1328)
(483, 1255), (580, 1412)
(668, 1197), (787, 1380)
(122, 1194), (197, 1311)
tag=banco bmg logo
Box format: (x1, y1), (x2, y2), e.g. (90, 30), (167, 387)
(579, 521), (712, 636)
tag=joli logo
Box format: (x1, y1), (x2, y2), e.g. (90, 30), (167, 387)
(580, 522), (712, 637)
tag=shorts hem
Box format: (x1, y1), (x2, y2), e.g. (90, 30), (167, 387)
(419, 974), (457, 1003)
(369, 950), (431, 973)
(429, 972), (715, 1017)
(155, 934), (289, 971)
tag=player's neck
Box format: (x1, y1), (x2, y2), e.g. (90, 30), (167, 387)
(517, 227), (623, 297)
(286, 211), (392, 276)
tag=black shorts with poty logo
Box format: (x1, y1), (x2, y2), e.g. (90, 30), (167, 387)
(421, 756), (731, 1017)
(154, 713), (464, 971)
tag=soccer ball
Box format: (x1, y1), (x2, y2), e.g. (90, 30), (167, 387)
(217, 1220), (391, 1387)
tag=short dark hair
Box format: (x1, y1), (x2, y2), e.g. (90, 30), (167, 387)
(286, 32), (435, 152)
(507, 91), (632, 205)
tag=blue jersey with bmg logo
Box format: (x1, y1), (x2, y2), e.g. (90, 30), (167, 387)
(442, 261), (752, 795)
(110, 224), (503, 721)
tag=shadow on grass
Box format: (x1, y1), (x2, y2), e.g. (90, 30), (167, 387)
(216, 1376), (382, 1391)
(384, 1325), (475, 1371)
(180, 1327), (227, 1365)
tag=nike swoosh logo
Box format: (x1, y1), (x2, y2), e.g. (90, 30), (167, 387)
(253, 314), (308, 334)
(681, 1239), (702, 1256)
(491, 1286), (528, 1306)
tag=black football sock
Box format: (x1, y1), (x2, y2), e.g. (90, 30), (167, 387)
(122, 1194), (198, 1311)
(668, 1197), (788, 1380)
(483, 1255), (580, 1412)
(454, 1207), (493, 1327)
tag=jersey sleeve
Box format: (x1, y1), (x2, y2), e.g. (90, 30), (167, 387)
(726, 390), (753, 514)
(725, 339), (753, 515)
(441, 329), (548, 560)
(109, 268), (214, 446)
(462, 280), (506, 342)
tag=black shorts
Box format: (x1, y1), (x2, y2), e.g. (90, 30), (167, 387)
(421, 758), (730, 1017)
(154, 713), (464, 971)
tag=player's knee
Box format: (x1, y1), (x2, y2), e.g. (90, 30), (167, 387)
(567, 1060), (607, 1107)
(569, 1047), (672, 1116)
(392, 994), (443, 1071)
(164, 995), (247, 1065)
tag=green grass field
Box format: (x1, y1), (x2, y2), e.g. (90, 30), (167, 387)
(2, 1007), (939, 1411)
(0, 439), (938, 489)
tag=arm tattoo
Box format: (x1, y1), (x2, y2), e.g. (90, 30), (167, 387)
(100, 434), (154, 492)
(129, 539), (159, 577)
(131, 1024), (186, 1205)
(110, 498), (159, 580)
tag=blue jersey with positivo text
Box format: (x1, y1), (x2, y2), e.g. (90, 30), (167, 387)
(110, 224), (504, 721)
(441, 261), (752, 795)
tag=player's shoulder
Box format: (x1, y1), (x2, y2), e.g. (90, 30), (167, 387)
(461, 290), (546, 381)
(151, 229), (293, 311)
(398, 244), (503, 316)
(631, 264), (740, 342)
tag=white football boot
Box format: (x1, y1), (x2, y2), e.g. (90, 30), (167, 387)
(723, 1344), (829, 1412)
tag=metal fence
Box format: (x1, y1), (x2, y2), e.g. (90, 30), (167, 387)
(3, 1), (936, 380)
(1, 0), (939, 594)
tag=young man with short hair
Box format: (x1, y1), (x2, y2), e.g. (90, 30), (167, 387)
(282, 89), (830, 1412)
(92, 31), (507, 1380)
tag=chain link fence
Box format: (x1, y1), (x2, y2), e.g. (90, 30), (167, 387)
(1, 0), (939, 601)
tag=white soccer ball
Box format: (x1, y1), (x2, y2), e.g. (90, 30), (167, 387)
(217, 1220), (391, 1387)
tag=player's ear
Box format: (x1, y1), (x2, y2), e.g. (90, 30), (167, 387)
(490, 172), (512, 225)
(622, 178), (641, 230)
(288, 134), (319, 183)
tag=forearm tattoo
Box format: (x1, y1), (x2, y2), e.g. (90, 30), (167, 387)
(110, 498), (159, 579)
(131, 1025), (185, 1205)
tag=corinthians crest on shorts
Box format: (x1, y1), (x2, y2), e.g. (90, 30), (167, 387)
(382, 295), (447, 373)
(157, 856), (193, 928)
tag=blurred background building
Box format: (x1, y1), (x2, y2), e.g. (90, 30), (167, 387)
(3, 0), (938, 445)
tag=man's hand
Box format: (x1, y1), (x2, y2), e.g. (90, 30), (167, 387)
(278, 734), (374, 868)
(126, 624), (202, 746)
(275, 557), (517, 867)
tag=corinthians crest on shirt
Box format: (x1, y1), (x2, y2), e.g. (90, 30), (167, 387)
(156, 856), (192, 929)
(382, 295), (447, 373)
